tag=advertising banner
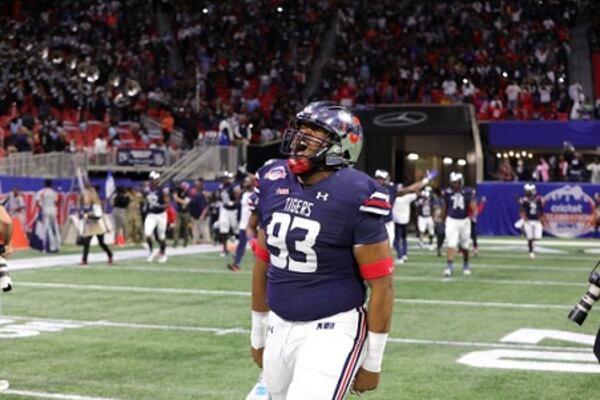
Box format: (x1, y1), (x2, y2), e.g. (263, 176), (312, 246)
(488, 121), (600, 149)
(116, 149), (166, 167)
(353, 104), (472, 136)
(476, 182), (600, 238)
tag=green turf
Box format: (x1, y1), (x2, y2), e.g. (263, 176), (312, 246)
(0, 242), (599, 399)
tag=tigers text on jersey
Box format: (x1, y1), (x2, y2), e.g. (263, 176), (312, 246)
(443, 187), (474, 219)
(144, 186), (168, 214)
(256, 160), (389, 322)
(520, 196), (543, 220)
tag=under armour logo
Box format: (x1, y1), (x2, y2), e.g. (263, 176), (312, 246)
(316, 191), (329, 201)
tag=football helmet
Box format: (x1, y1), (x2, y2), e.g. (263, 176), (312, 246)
(449, 172), (464, 189)
(280, 101), (363, 175)
(374, 169), (390, 182)
(524, 183), (536, 197)
(149, 171), (161, 181)
(220, 170), (235, 181)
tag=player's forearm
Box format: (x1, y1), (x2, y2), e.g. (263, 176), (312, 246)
(366, 275), (394, 333)
(251, 261), (270, 312)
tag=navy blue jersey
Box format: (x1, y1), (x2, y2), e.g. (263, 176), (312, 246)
(383, 182), (396, 223)
(220, 183), (238, 210)
(144, 186), (168, 214)
(416, 196), (434, 217)
(519, 196), (543, 220)
(256, 160), (389, 322)
(443, 187), (474, 219)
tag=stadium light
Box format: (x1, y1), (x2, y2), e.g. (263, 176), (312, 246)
(443, 157), (453, 165)
(509, 151), (514, 157)
(502, 71), (508, 78)
(277, 6), (283, 12)
(457, 159), (467, 166)
(407, 153), (419, 161)
(503, 153), (508, 158)
(496, 153), (501, 158)
(528, 153), (533, 159)
(521, 151), (527, 156)
(202, 8), (208, 14)
(515, 153), (521, 158)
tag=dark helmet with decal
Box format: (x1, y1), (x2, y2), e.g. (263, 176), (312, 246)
(280, 101), (363, 175)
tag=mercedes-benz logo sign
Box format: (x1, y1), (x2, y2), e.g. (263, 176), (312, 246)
(373, 111), (428, 127)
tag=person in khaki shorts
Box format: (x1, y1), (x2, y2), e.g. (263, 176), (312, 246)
(126, 187), (144, 244)
(79, 185), (113, 265)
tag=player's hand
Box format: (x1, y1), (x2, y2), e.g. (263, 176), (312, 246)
(425, 169), (438, 181)
(3, 244), (13, 256)
(351, 367), (380, 395)
(251, 346), (264, 369)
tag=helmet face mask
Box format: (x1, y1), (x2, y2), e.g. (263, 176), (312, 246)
(280, 101), (363, 175)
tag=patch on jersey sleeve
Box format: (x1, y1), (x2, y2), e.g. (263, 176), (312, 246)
(359, 191), (391, 216)
(264, 166), (287, 181)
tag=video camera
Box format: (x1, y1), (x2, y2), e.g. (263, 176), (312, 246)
(567, 260), (600, 362)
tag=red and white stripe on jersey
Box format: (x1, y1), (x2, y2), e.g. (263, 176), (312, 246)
(254, 172), (261, 194)
(359, 191), (391, 216)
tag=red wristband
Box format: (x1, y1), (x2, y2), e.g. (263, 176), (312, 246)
(253, 243), (269, 263)
(359, 257), (394, 280)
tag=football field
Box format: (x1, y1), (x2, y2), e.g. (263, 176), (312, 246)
(0, 239), (599, 399)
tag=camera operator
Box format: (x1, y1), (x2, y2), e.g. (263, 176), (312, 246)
(568, 260), (600, 362)
(0, 204), (13, 292)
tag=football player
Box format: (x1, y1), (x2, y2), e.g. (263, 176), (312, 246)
(442, 172), (477, 277)
(416, 187), (435, 250)
(519, 183), (543, 258)
(0, 204), (13, 292)
(250, 101), (394, 399)
(218, 170), (239, 257)
(143, 171), (169, 263)
(228, 176), (256, 272)
(373, 170), (396, 247)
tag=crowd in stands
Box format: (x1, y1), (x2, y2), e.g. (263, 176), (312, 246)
(0, 0), (598, 158)
(0, 0), (333, 154)
(320, 0), (581, 120)
(494, 143), (600, 183)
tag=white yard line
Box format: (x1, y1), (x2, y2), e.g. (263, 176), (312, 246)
(9, 244), (221, 272)
(73, 261), (591, 275)
(0, 389), (118, 400)
(7, 237), (599, 273)
(13, 281), (574, 309)
(16, 282), (249, 297)
(5, 315), (592, 353)
(397, 275), (584, 287)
